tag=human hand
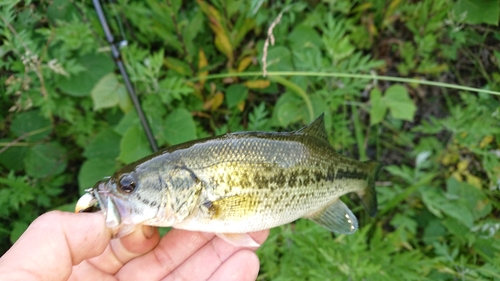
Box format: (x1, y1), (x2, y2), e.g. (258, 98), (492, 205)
(0, 211), (269, 281)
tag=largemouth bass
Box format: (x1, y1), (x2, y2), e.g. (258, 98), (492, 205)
(76, 114), (380, 246)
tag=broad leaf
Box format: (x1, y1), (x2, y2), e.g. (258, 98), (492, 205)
(0, 139), (28, 171)
(421, 185), (474, 228)
(91, 73), (126, 111)
(273, 92), (305, 127)
(24, 142), (67, 178)
(58, 53), (114, 97)
(114, 111), (139, 136)
(370, 88), (387, 125)
(83, 129), (122, 159)
(385, 85), (416, 121)
(454, 0), (499, 25)
(118, 125), (153, 164)
(164, 109), (197, 145)
(263, 46), (293, 71)
(10, 110), (51, 141)
(226, 84), (248, 108)
(78, 158), (117, 193)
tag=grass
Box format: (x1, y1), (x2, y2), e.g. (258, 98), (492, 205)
(1, 0), (499, 279)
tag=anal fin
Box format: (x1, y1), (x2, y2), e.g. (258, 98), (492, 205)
(216, 233), (260, 247)
(305, 200), (358, 234)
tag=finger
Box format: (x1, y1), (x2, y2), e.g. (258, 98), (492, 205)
(71, 225), (160, 277)
(115, 229), (214, 280)
(116, 229), (269, 281)
(164, 230), (269, 281)
(0, 211), (111, 281)
(68, 262), (115, 281)
(208, 250), (260, 281)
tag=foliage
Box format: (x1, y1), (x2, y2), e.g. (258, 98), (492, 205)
(1, 0), (499, 279)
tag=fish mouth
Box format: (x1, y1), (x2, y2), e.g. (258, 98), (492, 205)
(75, 181), (134, 237)
(75, 192), (99, 213)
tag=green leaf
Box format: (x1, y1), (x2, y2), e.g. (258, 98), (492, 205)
(292, 45), (323, 72)
(58, 53), (114, 97)
(385, 85), (416, 121)
(420, 187), (445, 218)
(420, 185), (474, 228)
(248, 103), (270, 131)
(446, 178), (492, 220)
(114, 111), (139, 136)
(47, 0), (76, 22)
(117, 85), (133, 113)
(83, 129), (122, 159)
(225, 84), (248, 108)
(494, 51), (500, 66)
(322, 18), (355, 63)
(158, 77), (194, 104)
(473, 237), (499, 264)
(288, 24), (323, 50)
(309, 95), (329, 120)
(78, 158), (117, 193)
(164, 56), (193, 76)
(10, 222), (28, 244)
(10, 110), (51, 141)
(118, 125), (152, 164)
(422, 218), (446, 245)
(0, 139), (28, 171)
(369, 88), (387, 125)
(24, 142), (67, 178)
(273, 92), (305, 127)
(262, 45), (293, 71)
(53, 202), (78, 212)
(442, 217), (474, 245)
(164, 109), (197, 145)
(91, 73), (125, 111)
(454, 0), (499, 25)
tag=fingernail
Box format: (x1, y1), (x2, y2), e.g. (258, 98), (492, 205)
(142, 226), (154, 239)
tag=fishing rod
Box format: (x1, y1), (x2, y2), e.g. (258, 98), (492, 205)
(92, 0), (159, 152)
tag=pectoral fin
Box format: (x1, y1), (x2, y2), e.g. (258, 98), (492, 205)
(205, 194), (259, 220)
(216, 233), (260, 247)
(305, 200), (358, 234)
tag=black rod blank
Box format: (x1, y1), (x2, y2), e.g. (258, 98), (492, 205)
(92, 0), (159, 152)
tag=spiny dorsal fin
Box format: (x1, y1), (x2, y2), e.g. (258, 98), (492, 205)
(294, 114), (329, 142)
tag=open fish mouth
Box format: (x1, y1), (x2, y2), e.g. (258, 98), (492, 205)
(75, 181), (132, 237)
(75, 191), (100, 213)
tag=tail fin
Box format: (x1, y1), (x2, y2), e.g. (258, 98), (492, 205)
(356, 161), (381, 217)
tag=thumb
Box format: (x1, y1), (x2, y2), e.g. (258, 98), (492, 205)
(0, 211), (111, 281)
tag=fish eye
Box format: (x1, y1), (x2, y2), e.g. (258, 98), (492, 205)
(118, 174), (136, 193)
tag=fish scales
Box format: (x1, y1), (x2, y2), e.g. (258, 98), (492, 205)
(77, 114), (381, 246)
(123, 133), (371, 233)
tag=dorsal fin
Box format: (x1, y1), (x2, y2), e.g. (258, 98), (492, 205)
(294, 114), (329, 142)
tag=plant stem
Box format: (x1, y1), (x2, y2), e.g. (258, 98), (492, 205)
(189, 71), (500, 96)
(351, 105), (367, 161)
(268, 75), (314, 122)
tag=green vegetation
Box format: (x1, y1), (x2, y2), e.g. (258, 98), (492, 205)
(1, 0), (499, 279)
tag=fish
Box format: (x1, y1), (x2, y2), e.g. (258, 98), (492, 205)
(76, 114), (381, 247)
